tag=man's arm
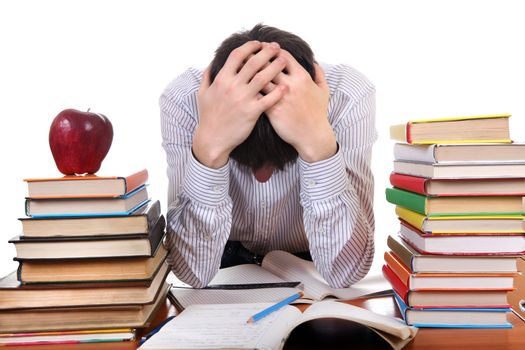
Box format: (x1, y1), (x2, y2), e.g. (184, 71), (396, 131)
(161, 42), (287, 288)
(266, 57), (376, 287)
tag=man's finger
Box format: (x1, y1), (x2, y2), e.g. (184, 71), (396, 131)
(198, 66), (212, 95)
(261, 81), (277, 95)
(279, 49), (307, 75)
(237, 42), (281, 84)
(314, 63), (329, 92)
(219, 41), (262, 78)
(256, 84), (285, 112)
(247, 55), (286, 93)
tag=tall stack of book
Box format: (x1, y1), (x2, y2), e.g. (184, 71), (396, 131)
(384, 114), (524, 328)
(0, 169), (170, 346)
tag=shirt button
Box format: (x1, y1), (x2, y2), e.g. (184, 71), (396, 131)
(260, 201), (267, 209)
(212, 185), (222, 193)
(318, 228), (326, 235)
(203, 234), (212, 241)
(306, 179), (316, 188)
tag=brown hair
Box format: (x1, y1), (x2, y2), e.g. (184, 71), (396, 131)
(209, 24), (316, 171)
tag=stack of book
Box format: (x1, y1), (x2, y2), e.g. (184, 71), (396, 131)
(0, 169), (169, 345)
(384, 114), (524, 328)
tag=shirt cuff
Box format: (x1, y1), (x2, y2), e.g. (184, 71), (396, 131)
(182, 154), (230, 206)
(298, 147), (348, 202)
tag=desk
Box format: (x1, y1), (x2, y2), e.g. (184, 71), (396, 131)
(2, 296), (524, 350)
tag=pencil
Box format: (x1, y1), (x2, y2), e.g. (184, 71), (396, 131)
(246, 292), (304, 324)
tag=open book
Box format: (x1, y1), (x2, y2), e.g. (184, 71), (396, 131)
(138, 300), (417, 350)
(168, 250), (392, 308)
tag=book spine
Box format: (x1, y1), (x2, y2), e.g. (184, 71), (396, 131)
(396, 207), (427, 232)
(386, 235), (415, 270)
(383, 265), (410, 301)
(393, 143), (437, 163)
(406, 122), (413, 144)
(389, 173), (428, 195)
(386, 188), (427, 215)
(384, 252), (412, 285)
(124, 169), (149, 194)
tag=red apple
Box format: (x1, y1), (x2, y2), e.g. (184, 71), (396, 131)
(49, 108), (113, 175)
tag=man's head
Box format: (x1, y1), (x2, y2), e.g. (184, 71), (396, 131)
(209, 24), (316, 172)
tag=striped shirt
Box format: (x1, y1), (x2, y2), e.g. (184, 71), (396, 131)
(160, 63), (377, 288)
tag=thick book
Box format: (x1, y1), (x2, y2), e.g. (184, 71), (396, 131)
(386, 234), (518, 273)
(395, 206), (525, 234)
(393, 292), (511, 328)
(169, 250), (392, 309)
(17, 243), (168, 284)
(24, 169), (148, 198)
(0, 262), (169, 310)
(386, 187), (525, 216)
(389, 114), (511, 144)
(383, 264), (510, 308)
(25, 185), (150, 218)
(382, 262), (515, 291)
(393, 160), (525, 179)
(398, 221), (525, 255)
(389, 172), (525, 196)
(0, 283), (169, 333)
(393, 143), (525, 163)
(9, 215), (165, 260)
(0, 328), (135, 346)
(138, 300), (417, 350)
(19, 199), (161, 238)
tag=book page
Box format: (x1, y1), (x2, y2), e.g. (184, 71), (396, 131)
(262, 251), (391, 300)
(138, 303), (301, 350)
(168, 266), (302, 308)
(293, 300), (418, 350)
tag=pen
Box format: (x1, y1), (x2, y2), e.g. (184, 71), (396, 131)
(139, 315), (175, 346)
(246, 291), (304, 324)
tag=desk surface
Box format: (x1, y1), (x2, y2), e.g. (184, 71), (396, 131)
(3, 295), (524, 350)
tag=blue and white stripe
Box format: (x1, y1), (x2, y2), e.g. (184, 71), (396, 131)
(160, 63), (377, 288)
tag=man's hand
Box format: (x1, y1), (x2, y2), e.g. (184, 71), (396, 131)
(265, 51), (337, 163)
(193, 41), (287, 168)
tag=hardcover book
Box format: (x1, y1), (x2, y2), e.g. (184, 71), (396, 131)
(389, 114), (511, 144)
(393, 160), (525, 179)
(386, 235), (518, 273)
(0, 262), (169, 310)
(398, 221), (525, 255)
(10, 215), (166, 260)
(395, 206), (525, 234)
(25, 185), (150, 218)
(386, 187), (525, 216)
(389, 173), (525, 196)
(24, 169), (148, 198)
(393, 143), (525, 163)
(393, 292), (511, 328)
(0, 284), (169, 333)
(19, 200), (161, 238)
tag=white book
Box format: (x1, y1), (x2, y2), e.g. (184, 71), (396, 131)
(168, 250), (392, 308)
(138, 301), (417, 350)
(393, 143), (525, 164)
(393, 160), (525, 179)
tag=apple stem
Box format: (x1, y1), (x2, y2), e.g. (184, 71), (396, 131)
(87, 108), (91, 112)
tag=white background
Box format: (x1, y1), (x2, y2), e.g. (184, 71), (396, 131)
(1, 0), (524, 279)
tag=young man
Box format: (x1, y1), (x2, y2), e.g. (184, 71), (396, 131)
(160, 24), (377, 288)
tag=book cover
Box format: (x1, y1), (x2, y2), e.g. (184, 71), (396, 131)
(25, 185), (150, 218)
(389, 173), (525, 196)
(393, 292), (512, 328)
(390, 114), (511, 144)
(25, 169), (148, 198)
(19, 200), (161, 238)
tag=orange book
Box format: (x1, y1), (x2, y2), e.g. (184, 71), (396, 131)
(24, 169), (148, 198)
(384, 252), (515, 291)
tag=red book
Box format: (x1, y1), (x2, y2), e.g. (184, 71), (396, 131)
(389, 172), (525, 197)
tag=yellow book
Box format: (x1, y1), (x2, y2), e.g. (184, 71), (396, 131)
(390, 114), (511, 144)
(395, 206), (525, 234)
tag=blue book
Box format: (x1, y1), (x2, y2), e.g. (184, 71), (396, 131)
(25, 185), (150, 218)
(393, 292), (512, 328)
